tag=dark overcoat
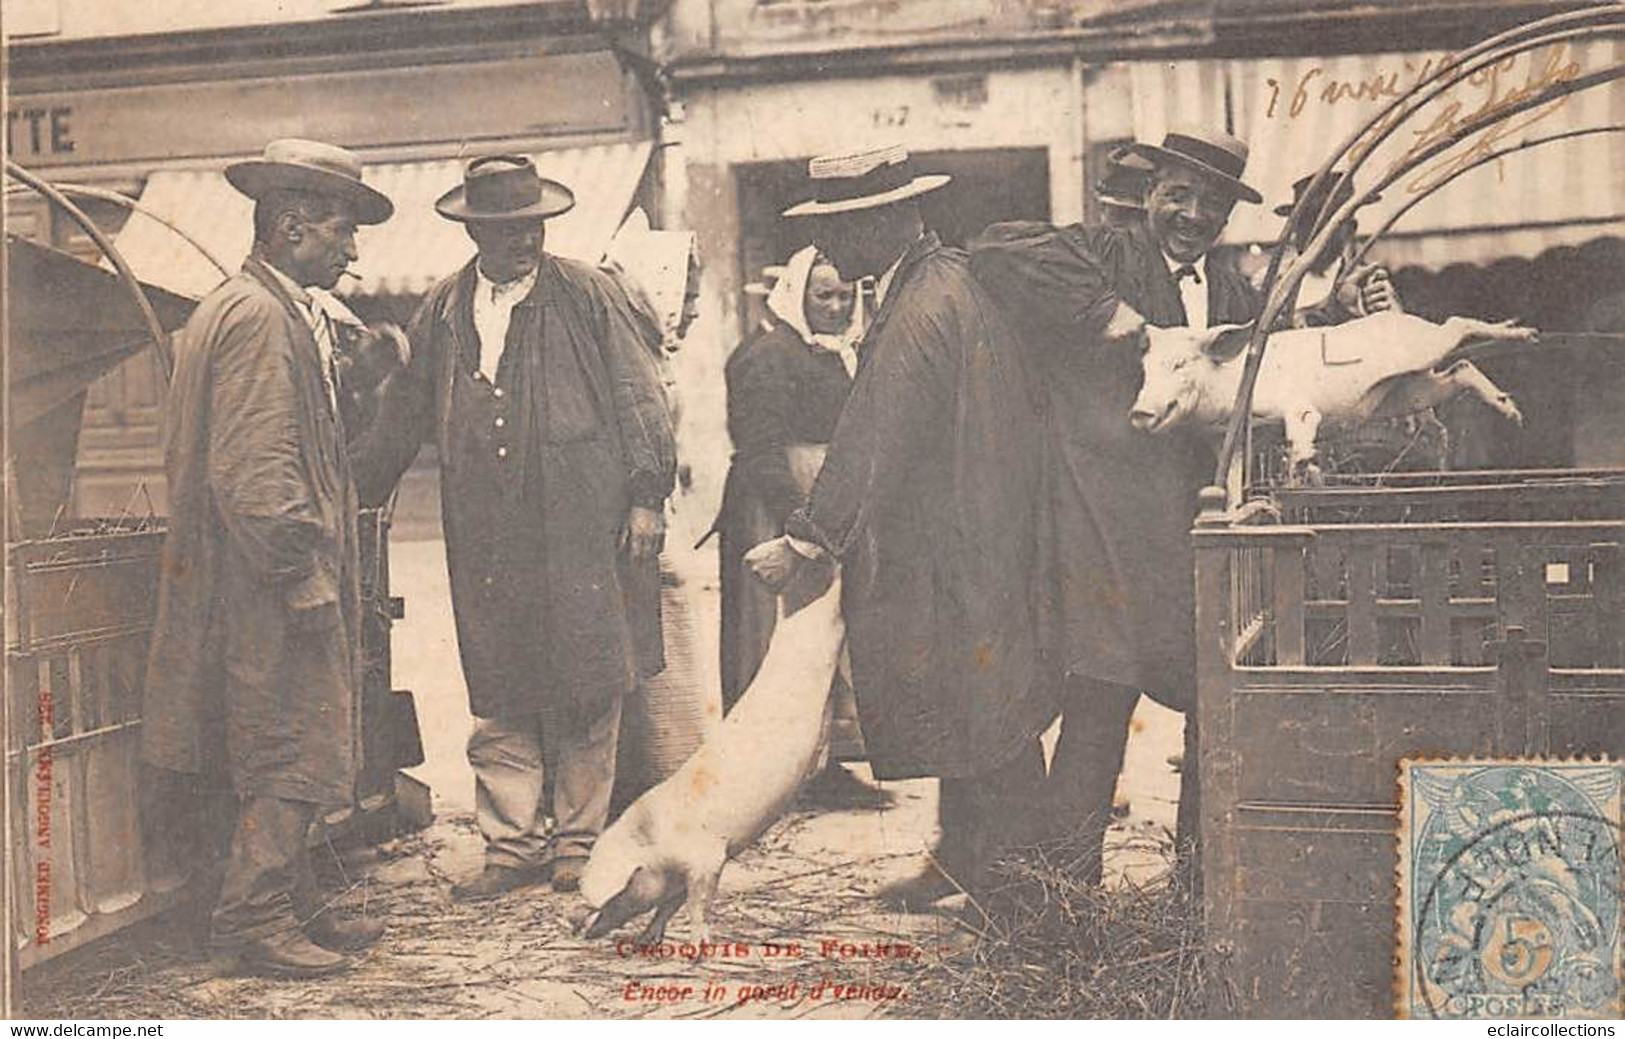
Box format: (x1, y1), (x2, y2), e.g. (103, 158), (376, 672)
(142, 257), (363, 806)
(353, 255), (675, 721)
(969, 222), (1260, 709)
(785, 233), (1057, 781)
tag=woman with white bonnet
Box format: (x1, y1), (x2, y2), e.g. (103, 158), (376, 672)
(711, 245), (889, 809)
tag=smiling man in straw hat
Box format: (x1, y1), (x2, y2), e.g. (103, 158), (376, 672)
(143, 138), (394, 977)
(352, 155), (675, 903)
(749, 146), (1057, 916)
(971, 125), (1267, 886)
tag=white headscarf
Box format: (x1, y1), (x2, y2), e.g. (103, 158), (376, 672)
(764, 246), (863, 377)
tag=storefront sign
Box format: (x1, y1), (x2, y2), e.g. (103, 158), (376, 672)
(6, 49), (638, 168)
(6, 106), (75, 159)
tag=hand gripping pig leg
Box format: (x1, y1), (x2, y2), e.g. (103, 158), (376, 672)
(1438, 359), (1523, 425)
(684, 838), (729, 946)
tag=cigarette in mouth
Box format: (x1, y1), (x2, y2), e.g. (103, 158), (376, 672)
(339, 266), (361, 281)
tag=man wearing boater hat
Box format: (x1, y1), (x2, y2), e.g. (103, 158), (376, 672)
(747, 146), (1057, 912)
(352, 156), (675, 901)
(971, 126), (1270, 884)
(143, 138), (395, 976)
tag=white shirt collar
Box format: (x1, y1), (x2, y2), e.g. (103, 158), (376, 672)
(1161, 251), (1210, 280)
(874, 238), (919, 309)
(475, 262), (539, 302)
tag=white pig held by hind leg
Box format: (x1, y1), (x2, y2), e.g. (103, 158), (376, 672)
(1436, 359), (1524, 426)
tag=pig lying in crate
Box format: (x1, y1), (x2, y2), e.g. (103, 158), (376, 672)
(1127, 311), (1536, 479)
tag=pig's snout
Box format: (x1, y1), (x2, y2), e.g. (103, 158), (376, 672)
(1130, 399), (1177, 433)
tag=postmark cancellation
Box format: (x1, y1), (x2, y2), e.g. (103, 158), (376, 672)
(1398, 758), (1622, 1020)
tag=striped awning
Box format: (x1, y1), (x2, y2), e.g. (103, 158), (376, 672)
(112, 140), (653, 300)
(1219, 39), (1625, 259)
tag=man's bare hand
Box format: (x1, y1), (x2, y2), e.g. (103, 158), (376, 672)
(620, 505), (665, 561)
(1358, 266), (1400, 315)
(1103, 301), (1147, 346)
(745, 536), (802, 591)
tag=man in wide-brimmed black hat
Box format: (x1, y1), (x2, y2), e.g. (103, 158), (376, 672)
(971, 125), (1267, 884)
(750, 146), (1057, 915)
(1273, 171), (1398, 325)
(1271, 172), (1444, 474)
(352, 155), (675, 902)
(144, 138), (395, 977)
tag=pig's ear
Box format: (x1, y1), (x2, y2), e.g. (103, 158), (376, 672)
(1197, 321), (1255, 362)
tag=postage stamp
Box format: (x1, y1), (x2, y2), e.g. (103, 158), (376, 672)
(1398, 759), (1622, 1020)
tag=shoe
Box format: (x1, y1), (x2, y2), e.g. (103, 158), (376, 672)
(876, 862), (961, 911)
(306, 913), (386, 951)
(798, 765), (896, 810)
(451, 863), (546, 901)
(549, 856), (588, 893)
(237, 928), (353, 978)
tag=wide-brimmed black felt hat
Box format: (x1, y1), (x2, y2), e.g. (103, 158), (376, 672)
(1274, 171), (1381, 218)
(435, 155), (576, 224)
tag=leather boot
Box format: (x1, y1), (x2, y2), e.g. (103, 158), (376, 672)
(451, 864), (546, 901)
(306, 913), (386, 951)
(876, 860), (962, 911)
(238, 928), (352, 978)
(549, 856), (588, 893)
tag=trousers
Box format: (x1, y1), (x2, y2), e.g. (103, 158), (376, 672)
(211, 795), (322, 945)
(468, 694), (623, 867)
(1045, 675), (1200, 885)
(937, 737), (1047, 895)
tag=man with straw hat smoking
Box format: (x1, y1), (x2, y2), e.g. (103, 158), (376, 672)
(143, 138), (395, 977)
(352, 156), (675, 902)
(747, 146), (1057, 913)
(971, 126), (1267, 884)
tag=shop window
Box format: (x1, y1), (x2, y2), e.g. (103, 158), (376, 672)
(733, 147), (1050, 339)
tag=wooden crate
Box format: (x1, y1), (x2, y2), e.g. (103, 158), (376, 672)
(5, 524), (188, 970)
(6, 509), (424, 971)
(1193, 470), (1625, 1018)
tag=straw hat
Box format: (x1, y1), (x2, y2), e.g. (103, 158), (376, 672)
(783, 145), (950, 217)
(225, 138), (394, 225)
(1130, 127), (1263, 205)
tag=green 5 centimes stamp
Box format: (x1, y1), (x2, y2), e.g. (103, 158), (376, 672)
(1399, 759), (1621, 1020)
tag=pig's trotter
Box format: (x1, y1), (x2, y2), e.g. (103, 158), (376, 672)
(1441, 360), (1523, 425)
(637, 891), (685, 946)
(1283, 407), (1324, 479)
(1442, 316), (1539, 347)
(684, 840), (728, 946)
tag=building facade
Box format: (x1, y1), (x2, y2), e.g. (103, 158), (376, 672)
(6, 0), (663, 518)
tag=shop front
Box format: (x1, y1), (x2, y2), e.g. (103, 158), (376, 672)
(6, 11), (660, 519)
